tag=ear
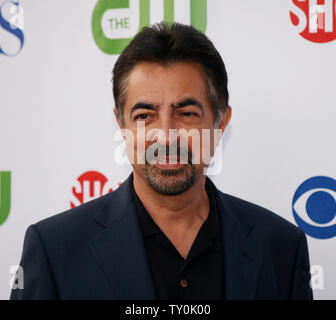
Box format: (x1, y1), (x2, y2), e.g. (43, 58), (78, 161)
(113, 108), (124, 129)
(212, 106), (231, 149)
(217, 105), (232, 132)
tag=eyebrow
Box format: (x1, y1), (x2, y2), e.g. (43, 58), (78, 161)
(130, 103), (157, 119)
(172, 98), (204, 115)
(129, 97), (204, 119)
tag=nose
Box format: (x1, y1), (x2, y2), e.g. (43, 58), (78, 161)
(154, 110), (177, 146)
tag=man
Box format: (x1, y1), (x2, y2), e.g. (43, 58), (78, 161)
(10, 22), (313, 300)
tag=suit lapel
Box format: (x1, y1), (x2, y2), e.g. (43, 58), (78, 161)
(211, 179), (266, 300)
(89, 173), (265, 300)
(89, 173), (157, 299)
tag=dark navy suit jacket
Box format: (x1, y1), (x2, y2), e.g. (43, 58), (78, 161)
(10, 172), (313, 300)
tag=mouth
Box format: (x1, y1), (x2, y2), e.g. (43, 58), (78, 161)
(152, 156), (186, 169)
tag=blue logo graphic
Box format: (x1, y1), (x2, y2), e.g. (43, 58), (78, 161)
(292, 176), (336, 239)
(0, 0), (24, 56)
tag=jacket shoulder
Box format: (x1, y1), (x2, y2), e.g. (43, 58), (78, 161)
(218, 191), (305, 241)
(33, 192), (114, 243)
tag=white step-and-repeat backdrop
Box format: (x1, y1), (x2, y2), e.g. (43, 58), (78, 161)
(1, 0), (335, 299)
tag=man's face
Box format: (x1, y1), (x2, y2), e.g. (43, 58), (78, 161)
(115, 62), (231, 195)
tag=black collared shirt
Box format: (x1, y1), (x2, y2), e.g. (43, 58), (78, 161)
(131, 178), (224, 300)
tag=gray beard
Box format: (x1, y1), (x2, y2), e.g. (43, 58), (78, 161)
(143, 140), (198, 195)
(144, 162), (198, 195)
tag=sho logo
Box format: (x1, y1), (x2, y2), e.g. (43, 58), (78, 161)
(289, 0), (336, 43)
(9, 265), (24, 289)
(92, 0), (207, 54)
(70, 171), (122, 207)
(0, 0), (24, 56)
(292, 176), (336, 239)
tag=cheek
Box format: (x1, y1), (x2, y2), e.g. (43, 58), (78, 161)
(122, 128), (146, 165)
(188, 130), (216, 166)
(176, 130), (202, 165)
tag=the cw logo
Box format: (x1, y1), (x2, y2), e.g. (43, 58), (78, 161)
(290, 0), (336, 43)
(92, 0), (207, 54)
(0, 171), (11, 225)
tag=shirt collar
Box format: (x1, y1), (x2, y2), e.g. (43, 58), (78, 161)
(131, 177), (222, 241)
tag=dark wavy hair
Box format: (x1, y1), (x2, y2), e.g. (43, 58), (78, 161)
(112, 22), (229, 126)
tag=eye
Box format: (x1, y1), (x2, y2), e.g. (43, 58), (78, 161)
(134, 113), (150, 121)
(292, 176), (336, 239)
(179, 112), (198, 117)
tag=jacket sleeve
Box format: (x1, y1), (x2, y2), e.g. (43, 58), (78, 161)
(290, 231), (313, 300)
(9, 224), (59, 300)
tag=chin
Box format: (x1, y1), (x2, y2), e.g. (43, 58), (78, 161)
(144, 164), (198, 195)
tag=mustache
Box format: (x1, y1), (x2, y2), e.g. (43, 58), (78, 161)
(144, 141), (193, 164)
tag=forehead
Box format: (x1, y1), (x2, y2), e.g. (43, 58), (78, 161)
(125, 62), (209, 105)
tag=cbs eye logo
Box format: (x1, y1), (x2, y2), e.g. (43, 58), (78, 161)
(292, 176), (336, 239)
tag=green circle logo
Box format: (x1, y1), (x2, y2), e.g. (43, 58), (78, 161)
(92, 0), (207, 55)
